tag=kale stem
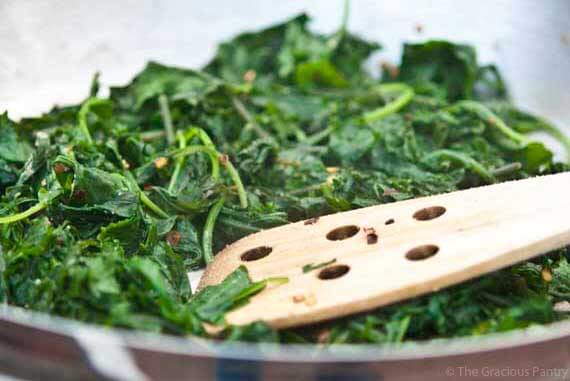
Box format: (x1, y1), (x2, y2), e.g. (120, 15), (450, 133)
(491, 162), (522, 177)
(288, 183), (324, 195)
(171, 146), (221, 180)
(296, 145), (328, 153)
(140, 192), (170, 219)
(78, 97), (107, 144)
(184, 127), (216, 147)
(363, 83), (415, 123)
(305, 126), (335, 145)
(202, 196), (226, 264)
(451, 101), (529, 146)
(174, 127), (247, 207)
(168, 130), (187, 193)
(223, 160), (248, 209)
(395, 315), (411, 342)
(184, 127), (220, 179)
(158, 94), (175, 145)
(217, 217), (261, 233)
(123, 171), (169, 219)
(167, 127), (224, 193)
(171, 146), (247, 208)
(0, 201), (49, 224)
(231, 96), (271, 139)
(422, 149), (496, 184)
(293, 128), (307, 142)
(140, 130), (166, 141)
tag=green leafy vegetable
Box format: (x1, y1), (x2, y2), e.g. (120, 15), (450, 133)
(189, 266), (267, 325)
(0, 112), (33, 163)
(396, 40), (478, 101)
(302, 258), (337, 273)
(0, 10), (568, 345)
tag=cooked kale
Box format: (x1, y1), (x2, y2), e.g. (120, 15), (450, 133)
(1, 12), (569, 344)
(303, 259), (338, 274)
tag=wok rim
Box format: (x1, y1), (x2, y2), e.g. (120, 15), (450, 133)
(2, 302), (570, 363)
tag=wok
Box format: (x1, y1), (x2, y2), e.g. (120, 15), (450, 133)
(0, 1), (569, 380)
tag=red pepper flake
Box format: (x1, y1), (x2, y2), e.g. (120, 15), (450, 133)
(53, 162), (70, 174)
(380, 61), (399, 79)
(304, 217), (319, 225)
(542, 267), (553, 283)
(74, 189), (86, 200)
(304, 294), (317, 306)
(292, 295), (305, 303)
(317, 329), (331, 344)
(166, 230), (182, 247)
(154, 157), (169, 169)
(243, 69), (257, 83)
(219, 154), (229, 166)
(364, 227), (378, 245)
(143, 184), (154, 191)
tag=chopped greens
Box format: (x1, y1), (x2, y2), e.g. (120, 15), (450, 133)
(1, 11), (569, 345)
(303, 259), (338, 274)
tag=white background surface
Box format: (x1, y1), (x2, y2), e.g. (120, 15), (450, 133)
(1, 0), (569, 130)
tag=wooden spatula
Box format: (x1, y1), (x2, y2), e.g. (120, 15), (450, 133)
(198, 173), (570, 329)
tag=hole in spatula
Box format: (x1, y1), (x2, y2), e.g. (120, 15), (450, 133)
(241, 246), (272, 262)
(406, 245), (439, 261)
(413, 206), (446, 221)
(326, 225), (359, 241)
(318, 264), (350, 280)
